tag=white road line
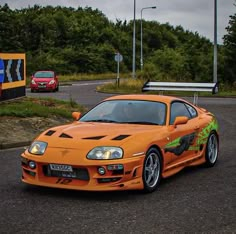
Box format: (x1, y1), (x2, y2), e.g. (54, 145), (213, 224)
(72, 81), (111, 86)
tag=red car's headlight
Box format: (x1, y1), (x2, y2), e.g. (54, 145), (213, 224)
(31, 79), (36, 85)
(49, 80), (55, 85)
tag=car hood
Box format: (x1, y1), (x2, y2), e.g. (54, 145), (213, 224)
(37, 122), (166, 149)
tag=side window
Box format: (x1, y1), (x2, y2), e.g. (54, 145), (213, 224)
(170, 102), (191, 125)
(185, 103), (198, 118)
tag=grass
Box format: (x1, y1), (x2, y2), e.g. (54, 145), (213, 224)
(3, 76), (235, 119)
(26, 72), (236, 97)
(97, 78), (236, 97)
(58, 73), (130, 82)
(97, 78), (145, 94)
(26, 73), (131, 86)
(0, 97), (86, 118)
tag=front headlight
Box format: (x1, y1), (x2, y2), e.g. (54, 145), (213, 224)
(28, 141), (47, 155)
(87, 147), (123, 160)
(49, 79), (55, 85)
(31, 79), (36, 85)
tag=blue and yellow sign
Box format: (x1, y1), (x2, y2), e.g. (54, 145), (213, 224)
(0, 53), (26, 101)
(0, 59), (4, 83)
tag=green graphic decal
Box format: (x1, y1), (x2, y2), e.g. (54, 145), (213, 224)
(165, 132), (195, 156)
(165, 137), (181, 148)
(197, 118), (218, 145)
(164, 117), (218, 155)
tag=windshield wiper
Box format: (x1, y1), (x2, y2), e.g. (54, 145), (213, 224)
(83, 119), (118, 123)
(120, 121), (159, 125)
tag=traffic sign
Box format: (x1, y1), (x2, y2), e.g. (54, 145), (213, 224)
(0, 59), (4, 83)
(115, 53), (123, 62)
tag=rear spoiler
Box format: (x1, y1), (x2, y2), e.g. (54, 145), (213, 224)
(142, 81), (219, 105)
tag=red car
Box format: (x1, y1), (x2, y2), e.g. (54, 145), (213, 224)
(30, 70), (59, 92)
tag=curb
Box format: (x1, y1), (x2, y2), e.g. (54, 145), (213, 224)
(0, 141), (31, 150)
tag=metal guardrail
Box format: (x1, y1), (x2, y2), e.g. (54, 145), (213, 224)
(142, 81), (219, 105)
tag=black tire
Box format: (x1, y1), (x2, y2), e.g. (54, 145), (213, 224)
(205, 132), (219, 167)
(142, 148), (162, 193)
(56, 84), (59, 92)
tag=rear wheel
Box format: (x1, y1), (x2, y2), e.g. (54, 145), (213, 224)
(142, 148), (162, 193)
(205, 132), (219, 167)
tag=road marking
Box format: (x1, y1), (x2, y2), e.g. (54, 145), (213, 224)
(72, 81), (111, 86)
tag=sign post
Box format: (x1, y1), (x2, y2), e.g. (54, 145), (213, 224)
(114, 53), (123, 87)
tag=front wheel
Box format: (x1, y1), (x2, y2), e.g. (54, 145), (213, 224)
(205, 132), (219, 167)
(56, 84), (59, 92)
(142, 148), (162, 193)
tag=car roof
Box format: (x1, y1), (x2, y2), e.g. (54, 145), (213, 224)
(105, 94), (185, 104)
(35, 70), (54, 73)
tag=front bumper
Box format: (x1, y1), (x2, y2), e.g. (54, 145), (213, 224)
(30, 83), (56, 91)
(21, 153), (145, 191)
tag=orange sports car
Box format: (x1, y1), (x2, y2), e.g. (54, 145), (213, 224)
(21, 94), (219, 192)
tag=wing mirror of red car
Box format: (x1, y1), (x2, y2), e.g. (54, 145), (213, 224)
(173, 116), (189, 127)
(72, 112), (81, 121)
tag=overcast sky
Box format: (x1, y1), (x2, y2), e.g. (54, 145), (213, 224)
(1, 0), (235, 44)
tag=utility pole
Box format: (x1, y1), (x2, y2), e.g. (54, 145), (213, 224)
(213, 0), (217, 83)
(132, 0), (136, 78)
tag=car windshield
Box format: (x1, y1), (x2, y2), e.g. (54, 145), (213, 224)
(79, 100), (167, 125)
(34, 71), (54, 78)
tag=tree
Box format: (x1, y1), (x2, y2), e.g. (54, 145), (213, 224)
(223, 2), (236, 84)
(149, 47), (189, 81)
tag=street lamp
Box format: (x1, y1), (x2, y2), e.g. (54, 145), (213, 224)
(140, 6), (156, 71)
(132, 0), (136, 78)
(213, 0), (217, 83)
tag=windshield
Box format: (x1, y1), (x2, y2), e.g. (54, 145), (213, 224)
(79, 100), (167, 125)
(34, 71), (54, 78)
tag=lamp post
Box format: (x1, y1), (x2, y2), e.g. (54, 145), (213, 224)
(213, 0), (217, 83)
(140, 6), (156, 71)
(132, 0), (136, 78)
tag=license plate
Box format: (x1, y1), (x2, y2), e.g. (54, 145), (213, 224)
(38, 85), (46, 88)
(49, 164), (73, 172)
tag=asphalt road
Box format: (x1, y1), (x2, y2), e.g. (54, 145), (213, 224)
(28, 80), (114, 109)
(0, 80), (235, 233)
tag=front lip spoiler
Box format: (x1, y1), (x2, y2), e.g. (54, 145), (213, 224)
(21, 176), (144, 191)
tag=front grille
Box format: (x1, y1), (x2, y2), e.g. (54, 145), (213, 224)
(42, 165), (89, 181)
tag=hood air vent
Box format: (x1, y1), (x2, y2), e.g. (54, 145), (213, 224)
(112, 135), (130, 140)
(59, 133), (73, 138)
(45, 130), (56, 136)
(82, 136), (106, 140)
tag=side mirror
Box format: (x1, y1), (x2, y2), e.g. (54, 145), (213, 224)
(173, 116), (188, 127)
(72, 112), (81, 121)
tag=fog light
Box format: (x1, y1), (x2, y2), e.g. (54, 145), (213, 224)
(98, 167), (106, 175)
(28, 161), (36, 169)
